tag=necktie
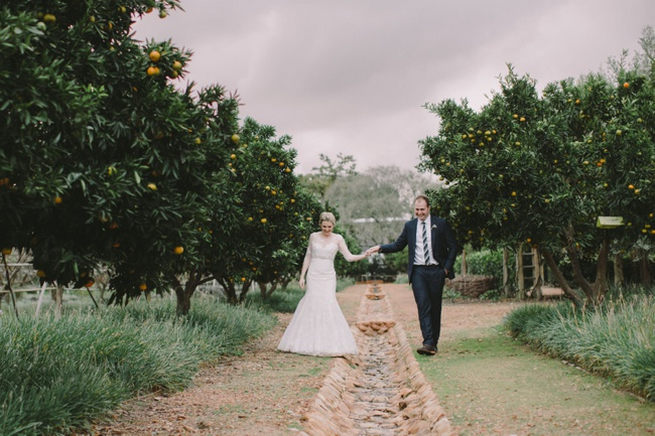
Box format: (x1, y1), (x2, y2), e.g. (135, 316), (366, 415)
(422, 221), (430, 265)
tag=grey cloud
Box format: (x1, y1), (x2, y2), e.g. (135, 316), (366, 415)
(135, 0), (655, 173)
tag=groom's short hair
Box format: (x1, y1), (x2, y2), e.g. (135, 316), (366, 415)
(414, 195), (430, 207)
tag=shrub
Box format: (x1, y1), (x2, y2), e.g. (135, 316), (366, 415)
(0, 298), (274, 434)
(503, 291), (655, 401)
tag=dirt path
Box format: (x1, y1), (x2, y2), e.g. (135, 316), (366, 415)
(96, 284), (653, 435)
(95, 285), (365, 435)
(95, 284), (515, 435)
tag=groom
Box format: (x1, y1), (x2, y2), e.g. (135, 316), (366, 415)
(368, 195), (457, 355)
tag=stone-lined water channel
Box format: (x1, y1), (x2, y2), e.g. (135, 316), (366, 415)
(301, 283), (454, 435)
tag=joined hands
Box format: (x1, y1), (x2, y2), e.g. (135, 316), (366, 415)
(365, 245), (380, 257)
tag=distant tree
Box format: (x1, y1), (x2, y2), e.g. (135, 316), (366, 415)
(606, 25), (655, 79)
(298, 152), (357, 199)
(324, 166), (436, 247)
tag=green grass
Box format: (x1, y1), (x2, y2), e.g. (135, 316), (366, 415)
(422, 327), (655, 435)
(246, 277), (355, 313)
(0, 297), (275, 435)
(504, 293), (655, 401)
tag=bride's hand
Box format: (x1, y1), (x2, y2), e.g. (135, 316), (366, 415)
(299, 277), (305, 289)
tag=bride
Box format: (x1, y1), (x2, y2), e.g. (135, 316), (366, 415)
(277, 211), (369, 356)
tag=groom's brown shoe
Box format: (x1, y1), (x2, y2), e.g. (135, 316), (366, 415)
(417, 344), (437, 355)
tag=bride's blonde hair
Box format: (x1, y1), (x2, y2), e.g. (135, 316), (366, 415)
(319, 211), (336, 226)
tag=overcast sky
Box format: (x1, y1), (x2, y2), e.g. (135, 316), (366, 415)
(134, 1), (655, 174)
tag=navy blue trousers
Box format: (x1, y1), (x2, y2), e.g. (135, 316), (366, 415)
(411, 265), (446, 347)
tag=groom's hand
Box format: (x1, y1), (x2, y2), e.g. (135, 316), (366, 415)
(366, 246), (380, 256)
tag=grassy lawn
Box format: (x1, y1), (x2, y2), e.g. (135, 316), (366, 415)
(420, 327), (655, 435)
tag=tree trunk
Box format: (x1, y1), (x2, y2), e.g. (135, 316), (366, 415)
(238, 280), (252, 303)
(531, 247), (543, 300)
(640, 249), (652, 286)
(170, 272), (204, 316)
(541, 248), (584, 307)
(516, 243), (525, 300)
(220, 279), (239, 304)
(591, 235), (610, 304)
(563, 225), (596, 304)
(54, 283), (64, 319)
(175, 287), (192, 316)
(613, 253), (624, 286)
(258, 281), (278, 300)
(461, 248), (467, 276)
(502, 247), (511, 297)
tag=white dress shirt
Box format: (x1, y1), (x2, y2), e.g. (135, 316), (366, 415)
(414, 216), (437, 266)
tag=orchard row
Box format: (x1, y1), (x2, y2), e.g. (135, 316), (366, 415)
(421, 61), (655, 306)
(0, 1), (322, 314)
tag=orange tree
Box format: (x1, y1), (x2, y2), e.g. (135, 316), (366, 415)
(0, 0), (246, 316)
(0, 1), (190, 287)
(420, 66), (655, 307)
(107, 83), (240, 314)
(210, 117), (319, 304)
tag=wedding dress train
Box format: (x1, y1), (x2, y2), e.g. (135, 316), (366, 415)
(277, 234), (358, 356)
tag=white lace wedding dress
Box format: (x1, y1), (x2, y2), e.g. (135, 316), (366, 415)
(277, 233), (359, 356)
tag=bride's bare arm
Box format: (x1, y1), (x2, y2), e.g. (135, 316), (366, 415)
(337, 234), (368, 262)
(299, 233), (313, 288)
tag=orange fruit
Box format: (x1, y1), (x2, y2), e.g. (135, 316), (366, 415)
(623, 82), (630, 89)
(241, 277), (246, 282)
(260, 218), (267, 224)
(231, 134), (240, 143)
(146, 66), (160, 76)
(149, 50), (161, 62)
(628, 184), (635, 190)
(174, 246), (184, 255)
(159, 10), (167, 18)
(172, 60), (182, 70)
(1, 248), (11, 255)
(230, 153), (236, 159)
(43, 13), (56, 23)
(147, 183), (157, 191)
(146, 7), (153, 13)
(54, 196), (63, 204)
(84, 280), (94, 288)
(112, 242), (120, 248)
(139, 283), (147, 291)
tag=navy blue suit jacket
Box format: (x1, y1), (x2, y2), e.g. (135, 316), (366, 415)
(379, 216), (457, 282)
